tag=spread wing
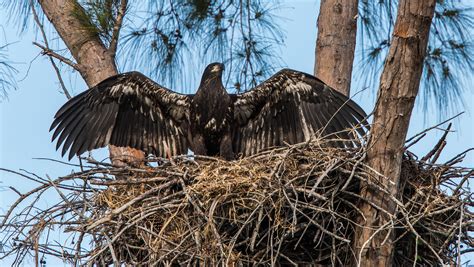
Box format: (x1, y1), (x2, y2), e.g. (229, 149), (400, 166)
(50, 72), (190, 160)
(232, 69), (369, 156)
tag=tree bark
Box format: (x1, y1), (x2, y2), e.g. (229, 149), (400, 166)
(38, 0), (144, 166)
(314, 0), (358, 96)
(354, 1), (436, 266)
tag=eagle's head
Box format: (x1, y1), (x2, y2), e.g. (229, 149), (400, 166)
(198, 62), (226, 92)
(203, 62), (224, 77)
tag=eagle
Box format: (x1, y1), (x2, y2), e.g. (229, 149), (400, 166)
(51, 63), (368, 160)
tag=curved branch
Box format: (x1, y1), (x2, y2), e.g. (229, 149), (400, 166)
(108, 0), (128, 57)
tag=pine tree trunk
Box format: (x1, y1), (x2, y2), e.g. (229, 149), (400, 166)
(314, 0), (358, 96)
(38, 0), (144, 166)
(354, 1), (436, 266)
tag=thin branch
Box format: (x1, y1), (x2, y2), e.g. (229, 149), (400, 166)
(108, 0), (128, 57)
(32, 42), (79, 72)
(30, 2), (75, 99)
(421, 123), (451, 162)
(1, 135), (472, 265)
(405, 112), (463, 143)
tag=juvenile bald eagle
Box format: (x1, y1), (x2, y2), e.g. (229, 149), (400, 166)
(51, 63), (368, 160)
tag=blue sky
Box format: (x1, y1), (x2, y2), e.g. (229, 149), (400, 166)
(0, 1), (473, 265)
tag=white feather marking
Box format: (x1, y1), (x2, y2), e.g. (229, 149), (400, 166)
(235, 99), (248, 106)
(110, 85), (121, 95)
(169, 126), (177, 155)
(205, 118), (217, 130)
(211, 65), (220, 72)
(144, 96), (152, 106)
(122, 85), (135, 94)
(286, 81), (312, 94)
(298, 105), (312, 141)
(176, 99), (187, 106)
(245, 137), (251, 156)
(104, 125), (114, 145)
(250, 126), (257, 154)
(162, 140), (170, 158)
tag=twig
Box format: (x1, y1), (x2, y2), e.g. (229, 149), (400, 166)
(89, 176), (167, 185)
(32, 42), (79, 73)
(405, 133), (426, 149)
(85, 178), (178, 231)
(413, 235), (418, 267)
(29, 2), (76, 99)
(1, 136), (471, 265)
(33, 157), (82, 167)
(457, 203), (464, 267)
(108, 0), (128, 57)
(421, 123), (451, 162)
(406, 113), (462, 143)
(356, 221), (392, 267)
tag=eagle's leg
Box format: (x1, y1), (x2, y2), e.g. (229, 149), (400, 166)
(191, 134), (207, 156)
(219, 133), (234, 160)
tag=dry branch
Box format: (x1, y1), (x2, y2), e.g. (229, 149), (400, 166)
(0, 135), (472, 266)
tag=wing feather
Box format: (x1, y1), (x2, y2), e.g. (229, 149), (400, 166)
(300, 102), (317, 138)
(51, 72), (191, 159)
(52, 104), (87, 144)
(61, 110), (93, 156)
(95, 103), (117, 149)
(84, 106), (112, 151)
(131, 110), (141, 150)
(56, 108), (89, 152)
(78, 104), (113, 156)
(143, 112), (152, 152)
(50, 90), (89, 130)
(232, 69), (369, 157)
(331, 96), (368, 137)
(320, 102), (351, 147)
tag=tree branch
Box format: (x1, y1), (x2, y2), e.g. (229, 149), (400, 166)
(37, 0), (117, 86)
(108, 0), (128, 57)
(32, 42), (79, 71)
(30, 1), (74, 99)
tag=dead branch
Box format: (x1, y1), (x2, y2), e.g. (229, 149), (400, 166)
(0, 134), (472, 266)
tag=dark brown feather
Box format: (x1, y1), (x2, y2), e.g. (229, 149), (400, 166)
(51, 72), (190, 159)
(232, 69), (369, 156)
(51, 64), (368, 161)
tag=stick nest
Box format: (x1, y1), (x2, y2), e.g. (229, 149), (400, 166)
(1, 138), (473, 266)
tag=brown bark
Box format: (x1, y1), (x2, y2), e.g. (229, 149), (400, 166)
(314, 0), (358, 96)
(38, 0), (144, 166)
(354, 1), (436, 266)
